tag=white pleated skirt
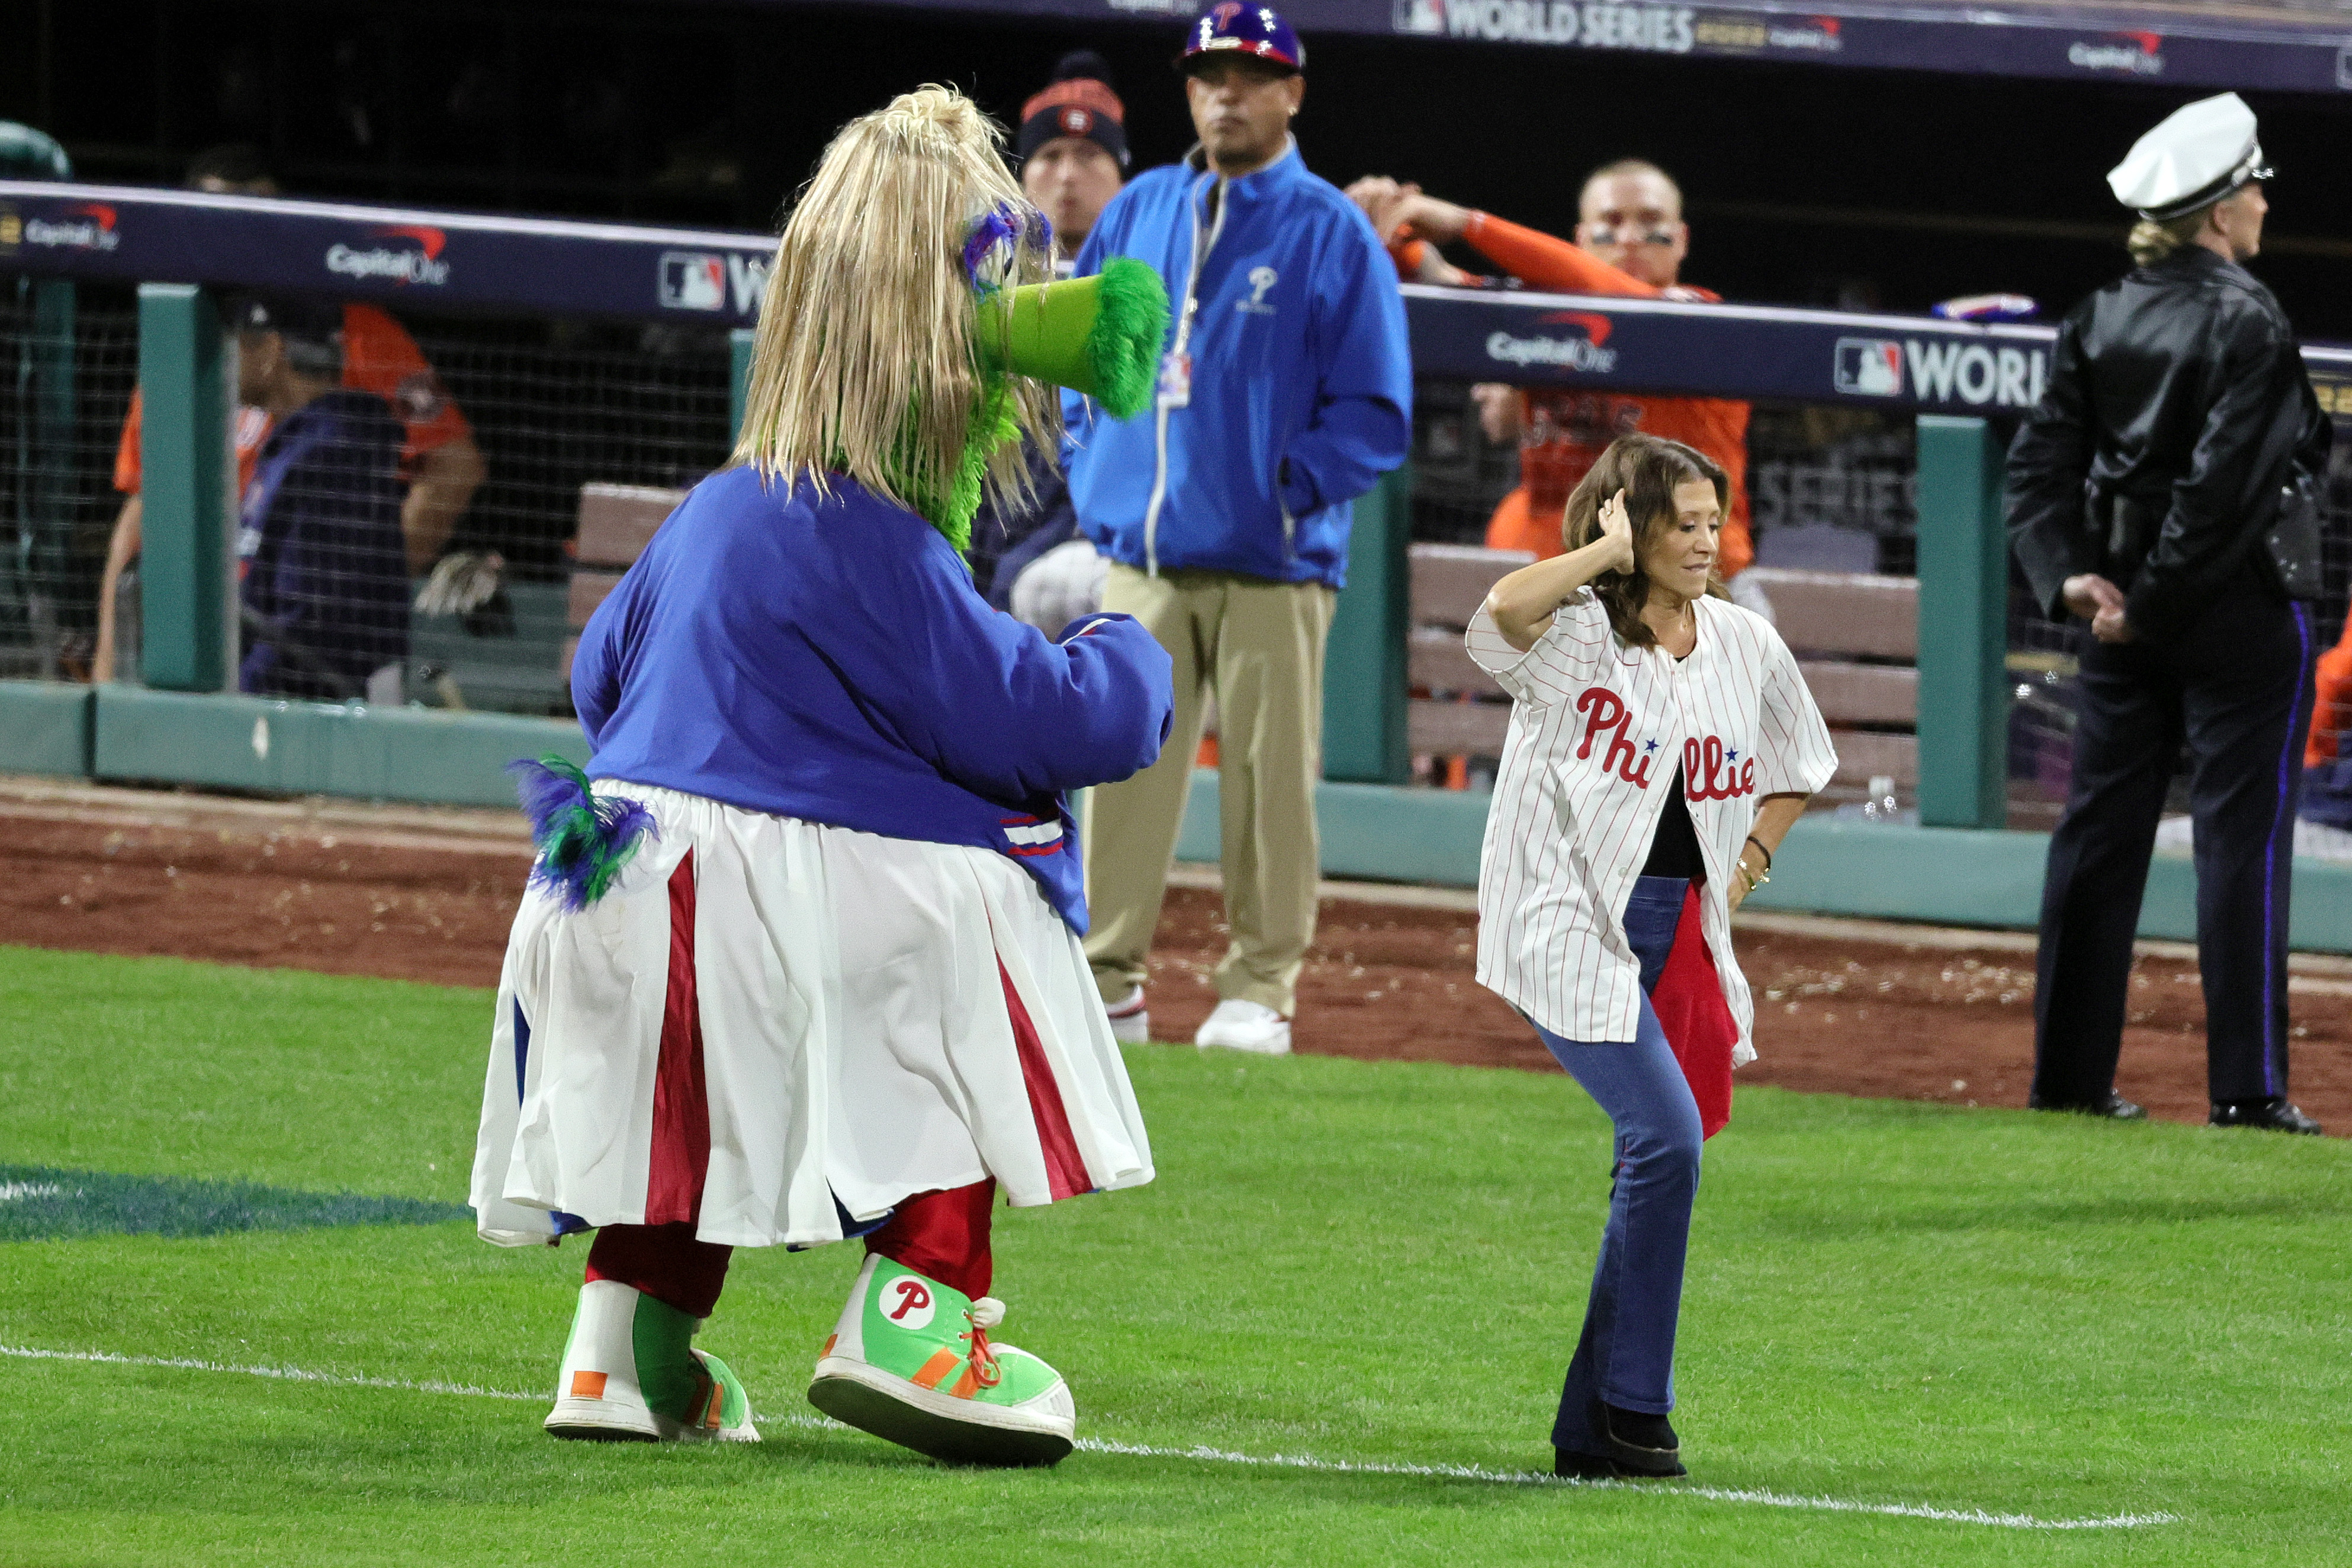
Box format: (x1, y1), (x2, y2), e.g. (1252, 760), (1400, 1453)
(470, 783), (1153, 1250)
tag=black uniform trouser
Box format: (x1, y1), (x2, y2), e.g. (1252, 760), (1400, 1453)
(2033, 581), (2314, 1107)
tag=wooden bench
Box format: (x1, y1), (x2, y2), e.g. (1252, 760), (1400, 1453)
(1403, 548), (1921, 791)
(1407, 544), (1530, 757)
(1744, 566), (1919, 792)
(562, 483), (690, 680)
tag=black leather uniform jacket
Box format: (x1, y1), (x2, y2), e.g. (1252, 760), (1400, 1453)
(2006, 247), (2331, 640)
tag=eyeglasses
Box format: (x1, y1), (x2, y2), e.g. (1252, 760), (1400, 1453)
(1582, 225), (1679, 246)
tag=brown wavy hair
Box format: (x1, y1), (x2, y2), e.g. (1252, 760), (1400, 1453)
(1562, 433), (1730, 649)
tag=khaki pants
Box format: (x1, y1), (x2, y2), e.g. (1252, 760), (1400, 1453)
(1084, 564), (1334, 1016)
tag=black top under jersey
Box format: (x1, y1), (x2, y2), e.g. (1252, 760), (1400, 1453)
(1641, 767), (1705, 879)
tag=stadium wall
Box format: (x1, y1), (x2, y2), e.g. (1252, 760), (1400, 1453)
(1169, 771), (2352, 953)
(4, 679), (2349, 949)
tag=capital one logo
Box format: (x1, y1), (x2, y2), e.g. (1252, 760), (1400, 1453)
(1485, 309), (1619, 372)
(2067, 30), (2164, 74)
(21, 201), (122, 252)
(326, 224), (449, 285)
(882, 1275), (934, 1330)
(1237, 265), (1279, 315)
(1765, 15), (1840, 50)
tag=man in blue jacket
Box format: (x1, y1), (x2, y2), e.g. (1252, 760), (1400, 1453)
(1066, 5), (1412, 1055)
(229, 295), (411, 702)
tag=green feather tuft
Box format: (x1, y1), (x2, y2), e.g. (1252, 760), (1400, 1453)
(875, 380), (1021, 551)
(937, 381), (1023, 552)
(1083, 258), (1171, 420)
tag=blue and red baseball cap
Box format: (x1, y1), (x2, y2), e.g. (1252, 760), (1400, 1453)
(1178, 3), (1305, 75)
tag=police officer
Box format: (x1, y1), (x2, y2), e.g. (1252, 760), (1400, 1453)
(2009, 94), (2331, 1133)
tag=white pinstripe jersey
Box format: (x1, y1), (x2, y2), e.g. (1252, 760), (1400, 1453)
(1467, 590), (1839, 1056)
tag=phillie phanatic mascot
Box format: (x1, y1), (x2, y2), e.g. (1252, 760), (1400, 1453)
(470, 85), (1172, 1467)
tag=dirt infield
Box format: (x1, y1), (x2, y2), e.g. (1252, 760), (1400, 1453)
(5, 778), (2348, 1134)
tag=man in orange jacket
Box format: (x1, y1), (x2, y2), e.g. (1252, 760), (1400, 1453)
(1349, 162), (1759, 600)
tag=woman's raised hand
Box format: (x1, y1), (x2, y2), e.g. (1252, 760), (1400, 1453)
(1596, 489), (1637, 574)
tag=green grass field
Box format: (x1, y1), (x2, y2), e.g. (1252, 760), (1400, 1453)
(2, 943), (2346, 1566)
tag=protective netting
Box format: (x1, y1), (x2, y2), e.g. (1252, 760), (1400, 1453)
(400, 317), (734, 715)
(0, 287), (735, 713)
(0, 281), (138, 682)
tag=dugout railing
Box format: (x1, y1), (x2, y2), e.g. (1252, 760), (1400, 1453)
(7, 178), (2352, 946)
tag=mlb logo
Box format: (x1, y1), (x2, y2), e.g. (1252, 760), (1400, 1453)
(658, 251), (728, 311)
(1394, 0), (1446, 33)
(1833, 338), (1904, 397)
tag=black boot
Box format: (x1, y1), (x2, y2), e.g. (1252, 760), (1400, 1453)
(1556, 1400), (1686, 1479)
(2028, 1090), (2147, 1120)
(2210, 1097), (2322, 1134)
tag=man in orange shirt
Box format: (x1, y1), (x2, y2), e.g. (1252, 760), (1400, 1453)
(92, 147), (486, 685)
(1348, 162), (1760, 602)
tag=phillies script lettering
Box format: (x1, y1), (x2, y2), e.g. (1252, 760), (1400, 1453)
(1576, 689), (1755, 797)
(1683, 735), (1755, 799)
(887, 1278), (932, 1321)
(1575, 688), (1653, 787)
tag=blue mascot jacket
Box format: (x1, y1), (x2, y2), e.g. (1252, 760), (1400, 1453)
(1064, 142), (1412, 590)
(570, 466), (1175, 934)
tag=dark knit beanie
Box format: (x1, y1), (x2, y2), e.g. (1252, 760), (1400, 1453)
(1017, 51), (1129, 169)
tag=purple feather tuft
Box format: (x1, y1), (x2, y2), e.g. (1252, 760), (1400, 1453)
(506, 756), (658, 912)
(510, 754), (590, 837)
(962, 203), (1023, 293)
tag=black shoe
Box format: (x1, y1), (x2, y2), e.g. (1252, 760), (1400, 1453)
(2210, 1097), (2322, 1134)
(2028, 1090), (2147, 1120)
(1555, 1400), (1687, 1479)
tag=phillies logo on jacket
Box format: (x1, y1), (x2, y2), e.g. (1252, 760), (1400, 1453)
(1576, 686), (1755, 797)
(1682, 734), (1756, 799)
(1575, 687), (1656, 787)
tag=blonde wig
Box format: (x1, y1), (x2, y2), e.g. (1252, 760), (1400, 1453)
(732, 85), (1060, 542)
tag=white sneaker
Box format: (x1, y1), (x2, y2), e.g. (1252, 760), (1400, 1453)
(1104, 985), (1151, 1044)
(1194, 998), (1291, 1055)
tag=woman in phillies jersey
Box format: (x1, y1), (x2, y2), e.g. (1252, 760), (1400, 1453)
(1469, 433), (1835, 1479)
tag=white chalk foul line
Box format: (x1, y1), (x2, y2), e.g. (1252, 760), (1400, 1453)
(1, 1343), (2176, 1531)
(2, 1342), (543, 1402)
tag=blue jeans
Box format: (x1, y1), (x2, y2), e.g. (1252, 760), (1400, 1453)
(1536, 875), (1704, 1450)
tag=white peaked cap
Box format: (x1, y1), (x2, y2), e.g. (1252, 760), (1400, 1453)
(2107, 93), (2270, 220)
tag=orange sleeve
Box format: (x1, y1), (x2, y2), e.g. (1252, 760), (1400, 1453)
(1483, 486), (1564, 560)
(342, 305), (473, 464)
(113, 390), (143, 494)
(2307, 616), (2352, 766)
(1462, 212), (1660, 300)
(1707, 400), (1754, 579)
